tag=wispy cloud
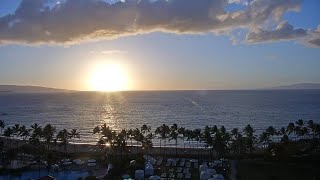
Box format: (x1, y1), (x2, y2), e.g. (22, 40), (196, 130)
(246, 21), (307, 43)
(0, 0), (318, 47)
(304, 26), (320, 47)
(90, 50), (128, 54)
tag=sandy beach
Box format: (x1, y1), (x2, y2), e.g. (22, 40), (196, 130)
(0, 137), (214, 157)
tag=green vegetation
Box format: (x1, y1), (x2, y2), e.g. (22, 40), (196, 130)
(0, 119), (319, 179)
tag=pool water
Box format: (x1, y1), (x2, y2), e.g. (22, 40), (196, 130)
(0, 170), (89, 180)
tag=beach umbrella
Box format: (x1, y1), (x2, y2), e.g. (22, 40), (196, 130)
(199, 164), (208, 173)
(207, 169), (217, 176)
(149, 175), (161, 180)
(75, 160), (85, 165)
(209, 162), (217, 168)
(190, 159), (198, 163)
(135, 170), (144, 180)
(214, 160), (222, 164)
(73, 159), (81, 163)
(63, 161), (72, 166)
(88, 159), (96, 163)
(87, 163), (96, 167)
(62, 159), (70, 162)
(200, 171), (211, 180)
(145, 165), (154, 176)
(213, 174), (224, 180)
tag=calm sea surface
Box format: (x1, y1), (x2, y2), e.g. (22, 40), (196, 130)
(0, 90), (320, 144)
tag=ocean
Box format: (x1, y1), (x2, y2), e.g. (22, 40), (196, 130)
(0, 90), (320, 144)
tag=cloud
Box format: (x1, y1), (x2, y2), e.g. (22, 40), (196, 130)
(246, 21), (307, 43)
(90, 49), (128, 54)
(0, 0), (316, 47)
(305, 26), (320, 47)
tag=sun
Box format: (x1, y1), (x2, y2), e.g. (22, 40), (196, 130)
(89, 63), (128, 92)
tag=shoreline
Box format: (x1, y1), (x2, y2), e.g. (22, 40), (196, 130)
(0, 137), (215, 156)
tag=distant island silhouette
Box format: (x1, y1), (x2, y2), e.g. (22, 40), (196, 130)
(270, 83), (320, 90)
(0, 85), (74, 93)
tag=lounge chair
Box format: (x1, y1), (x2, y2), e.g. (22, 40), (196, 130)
(194, 162), (199, 168)
(177, 173), (183, 179)
(169, 173), (175, 178)
(185, 173), (191, 179)
(160, 173), (167, 178)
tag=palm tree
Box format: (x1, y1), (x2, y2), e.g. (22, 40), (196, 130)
(30, 123), (42, 147)
(155, 127), (162, 155)
(286, 122), (295, 135)
(314, 124), (320, 138)
(141, 124), (151, 136)
(243, 124), (255, 154)
(169, 128), (179, 156)
(202, 126), (212, 156)
(57, 129), (69, 153)
(157, 124), (170, 157)
(193, 129), (202, 158)
(295, 119), (304, 140)
(42, 124), (56, 150)
(114, 129), (127, 156)
(20, 126), (31, 141)
(69, 129), (80, 152)
(296, 119), (304, 127)
(178, 127), (186, 152)
(230, 128), (246, 158)
(120, 131), (128, 156)
(169, 124), (178, 155)
(146, 133), (155, 156)
(259, 131), (271, 147)
(185, 129), (193, 155)
(11, 124), (22, 148)
(279, 127), (286, 136)
(100, 124), (113, 145)
(212, 130), (227, 158)
(12, 124), (20, 138)
(210, 125), (218, 135)
(3, 127), (13, 149)
(266, 126), (276, 142)
(230, 128), (240, 154)
(278, 127), (289, 143)
(217, 126), (231, 157)
(93, 126), (101, 140)
(143, 138), (153, 158)
(307, 120), (315, 138)
(133, 128), (142, 154)
(18, 125), (30, 147)
(0, 120), (5, 135)
(127, 129), (134, 148)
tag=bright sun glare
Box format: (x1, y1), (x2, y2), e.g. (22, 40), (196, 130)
(89, 63), (128, 92)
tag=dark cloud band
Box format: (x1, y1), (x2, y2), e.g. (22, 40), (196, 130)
(0, 0), (318, 47)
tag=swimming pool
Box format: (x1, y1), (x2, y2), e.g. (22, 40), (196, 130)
(0, 170), (89, 180)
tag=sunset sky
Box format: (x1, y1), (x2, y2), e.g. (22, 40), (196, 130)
(0, 0), (320, 91)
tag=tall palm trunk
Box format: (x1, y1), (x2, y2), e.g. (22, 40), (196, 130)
(175, 140), (178, 156)
(183, 136), (185, 153)
(159, 138), (162, 156)
(164, 139), (167, 158)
